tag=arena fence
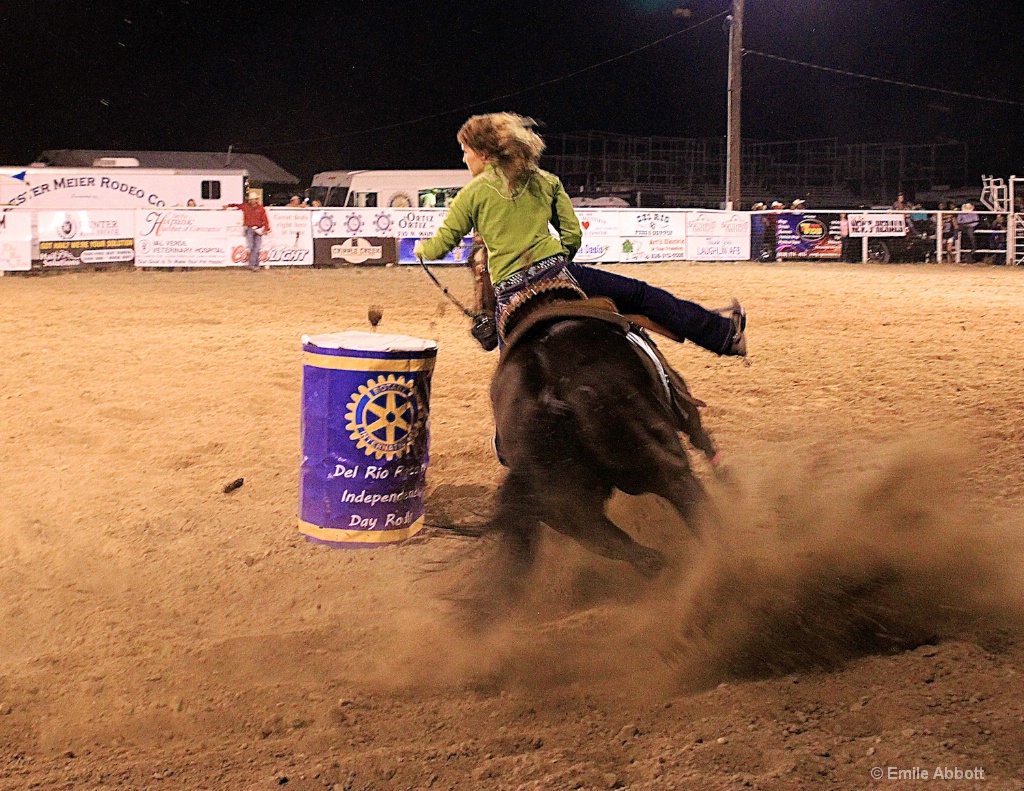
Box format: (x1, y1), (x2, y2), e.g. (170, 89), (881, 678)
(0, 206), (1017, 273)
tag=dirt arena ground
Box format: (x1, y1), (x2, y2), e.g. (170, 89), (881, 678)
(2, 260), (1024, 790)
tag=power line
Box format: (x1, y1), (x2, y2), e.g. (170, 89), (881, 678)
(253, 11), (730, 152)
(745, 49), (1024, 109)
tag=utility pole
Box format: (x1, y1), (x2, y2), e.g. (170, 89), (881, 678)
(725, 0), (744, 209)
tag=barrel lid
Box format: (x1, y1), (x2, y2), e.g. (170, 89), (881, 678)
(302, 331), (437, 352)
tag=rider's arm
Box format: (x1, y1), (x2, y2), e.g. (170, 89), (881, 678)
(416, 185), (474, 261)
(550, 177), (582, 261)
(469, 236), (496, 314)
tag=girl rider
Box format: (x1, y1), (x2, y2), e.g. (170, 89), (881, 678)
(413, 112), (746, 356)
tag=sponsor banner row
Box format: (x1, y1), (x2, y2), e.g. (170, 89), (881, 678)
(310, 208), (702, 240)
(28, 208), (317, 269)
(551, 212), (751, 263)
(2, 207), (758, 270)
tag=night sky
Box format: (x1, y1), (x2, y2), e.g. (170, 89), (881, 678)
(3, 0), (1023, 184)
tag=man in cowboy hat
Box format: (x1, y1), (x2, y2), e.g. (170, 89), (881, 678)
(762, 201), (784, 261)
(225, 191), (271, 270)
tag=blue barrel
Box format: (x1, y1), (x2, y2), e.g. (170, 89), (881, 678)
(299, 331), (438, 548)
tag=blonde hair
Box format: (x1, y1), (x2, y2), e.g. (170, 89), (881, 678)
(457, 113), (545, 192)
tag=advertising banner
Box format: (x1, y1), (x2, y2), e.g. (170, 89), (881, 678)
(134, 209), (234, 267)
(576, 209), (625, 238)
(247, 209), (314, 266)
(397, 237), (474, 265)
(37, 209), (136, 268)
(314, 237), (399, 266)
(310, 209), (400, 265)
(622, 210), (687, 239)
(623, 236), (690, 262)
(2, 171), (172, 209)
(0, 210), (32, 271)
(849, 213), (908, 237)
(311, 209), (399, 240)
(776, 212), (842, 259)
(386, 209), (451, 239)
(574, 238), (625, 263)
(685, 212), (751, 261)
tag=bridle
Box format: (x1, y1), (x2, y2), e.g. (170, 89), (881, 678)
(417, 256), (475, 318)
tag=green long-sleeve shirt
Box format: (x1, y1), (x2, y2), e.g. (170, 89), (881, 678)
(418, 164), (582, 285)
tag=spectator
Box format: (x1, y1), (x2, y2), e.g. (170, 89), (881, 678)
(286, 195), (303, 208)
(957, 203), (980, 263)
(892, 193), (912, 211)
(840, 213), (858, 263)
(185, 199), (197, 207)
(989, 213), (1007, 262)
(225, 192), (271, 270)
(790, 198), (806, 211)
(938, 202), (956, 260)
(762, 201), (783, 261)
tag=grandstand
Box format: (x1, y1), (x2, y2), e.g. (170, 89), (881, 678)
(542, 131), (970, 208)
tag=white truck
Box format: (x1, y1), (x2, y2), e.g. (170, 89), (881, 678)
(309, 169), (472, 209)
(0, 162), (247, 209)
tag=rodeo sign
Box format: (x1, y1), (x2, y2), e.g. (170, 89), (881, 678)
(849, 213), (909, 237)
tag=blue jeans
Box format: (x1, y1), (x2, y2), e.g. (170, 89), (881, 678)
(243, 226), (263, 268)
(567, 264), (733, 354)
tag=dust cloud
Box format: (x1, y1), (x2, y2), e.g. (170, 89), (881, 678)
(373, 434), (1024, 702)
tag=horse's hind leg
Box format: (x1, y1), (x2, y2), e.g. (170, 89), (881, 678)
(545, 490), (665, 578)
(626, 430), (711, 537)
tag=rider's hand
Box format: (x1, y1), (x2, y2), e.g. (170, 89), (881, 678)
(471, 312), (498, 352)
(413, 241), (426, 260)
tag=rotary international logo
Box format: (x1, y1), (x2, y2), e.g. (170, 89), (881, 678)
(316, 213), (336, 234)
(345, 375), (421, 460)
(344, 213), (363, 233)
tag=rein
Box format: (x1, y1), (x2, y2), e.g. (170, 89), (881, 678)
(417, 256), (475, 318)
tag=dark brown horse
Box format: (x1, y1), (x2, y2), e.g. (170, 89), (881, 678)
(471, 293), (718, 618)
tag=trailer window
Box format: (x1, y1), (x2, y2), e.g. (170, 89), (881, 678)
(201, 180), (222, 200)
(317, 186), (348, 207)
(419, 187), (462, 208)
(348, 191), (378, 208)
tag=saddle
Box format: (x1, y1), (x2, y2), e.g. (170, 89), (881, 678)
(499, 296), (706, 420)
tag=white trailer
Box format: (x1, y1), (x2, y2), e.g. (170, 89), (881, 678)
(0, 165), (247, 209)
(309, 169), (471, 208)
